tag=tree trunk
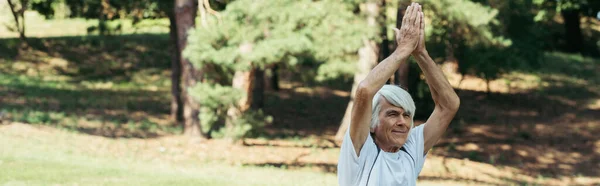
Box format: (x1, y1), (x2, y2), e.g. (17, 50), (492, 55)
(226, 43), (255, 132)
(168, 7), (183, 123)
(7, 0), (28, 47)
(18, 0), (26, 42)
(252, 68), (265, 109)
(378, 0), (390, 68)
(226, 68), (255, 128)
(393, 2), (411, 89)
(562, 9), (583, 54)
(335, 2), (380, 142)
(270, 65), (280, 91)
(175, 0), (202, 137)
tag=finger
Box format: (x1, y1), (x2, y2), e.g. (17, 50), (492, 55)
(393, 27), (400, 38)
(411, 3), (420, 26)
(420, 12), (425, 31)
(408, 3), (416, 26)
(402, 5), (412, 25)
(415, 8), (422, 29)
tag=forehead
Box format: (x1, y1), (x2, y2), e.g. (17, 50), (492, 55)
(379, 97), (405, 112)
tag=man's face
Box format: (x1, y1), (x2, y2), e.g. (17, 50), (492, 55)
(373, 98), (411, 148)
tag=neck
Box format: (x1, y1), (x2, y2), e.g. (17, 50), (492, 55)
(372, 134), (400, 153)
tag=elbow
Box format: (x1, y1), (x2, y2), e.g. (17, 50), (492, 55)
(356, 81), (376, 98)
(437, 94), (460, 114)
(448, 94), (460, 113)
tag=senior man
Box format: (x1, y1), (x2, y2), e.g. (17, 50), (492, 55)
(337, 2), (460, 186)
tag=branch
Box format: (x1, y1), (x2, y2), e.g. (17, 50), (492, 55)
(19, 0), (28, 35)
(203, 0), (221, 23)
(6, 0), (21, 32)
(19, 0), (29, 14)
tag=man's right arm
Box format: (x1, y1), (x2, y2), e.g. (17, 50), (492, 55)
(349, 2), (423, 156)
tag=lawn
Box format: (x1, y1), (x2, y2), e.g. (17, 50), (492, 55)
(1, 8), (599, 186)
(0, 124), (337, 186)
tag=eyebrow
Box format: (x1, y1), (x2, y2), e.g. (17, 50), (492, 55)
(385, 109), (411, 116)
(385, 110), (399, 114)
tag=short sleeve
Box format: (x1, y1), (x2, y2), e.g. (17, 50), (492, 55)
(402, 124), (426, 174)
(337, 130), (377, 186)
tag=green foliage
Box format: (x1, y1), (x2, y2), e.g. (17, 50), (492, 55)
(184, 0), (368, 79)
(189, 83), (243, 109)
(211, 110), (273, 141)
(185, 0), (369, 139)
(424, 0), (542, 80)
(189, 83), (240, 134)
(189, 82), (272, 140)
(533, 0), (600, 13)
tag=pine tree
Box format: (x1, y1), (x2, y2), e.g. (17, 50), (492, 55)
(184, 0), (370, 140)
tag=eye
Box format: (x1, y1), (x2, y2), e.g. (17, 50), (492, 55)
(403, 113), (410, 118)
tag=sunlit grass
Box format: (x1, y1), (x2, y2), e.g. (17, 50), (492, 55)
(0, 10), (169, 38)
(0, 125), (337, 186)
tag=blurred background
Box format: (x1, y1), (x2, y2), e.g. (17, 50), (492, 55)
(1, 0), (599, 185)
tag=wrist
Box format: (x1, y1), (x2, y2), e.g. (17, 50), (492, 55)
(413, 50), (429, 60)
(393, 48), (413, 59)
(415, 50), (428, 56)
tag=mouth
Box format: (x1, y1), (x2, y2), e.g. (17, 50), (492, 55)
(391, 129), (407, 134)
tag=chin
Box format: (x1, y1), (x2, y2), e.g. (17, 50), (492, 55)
(395, 140), (407, 147)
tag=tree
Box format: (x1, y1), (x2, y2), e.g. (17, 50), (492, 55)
(25, 0), (210, 136)
(174, 0), (203, 137)
(422, 0), (536, 95)
(6, 0), (29, 47)
(184, 0), (367, 140)
(533, 0), (600, 55)
(165, 1), (183, 123)
(335, 0), (381, 142)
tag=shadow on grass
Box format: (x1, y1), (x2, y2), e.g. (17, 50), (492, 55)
(0, 34), (171, 82)
(0, 34), (176, 138)
(260, 87), (349, 139)
(0, 81), (173, 138)
(436, 82), (600, 178)
(242, 139), (338, 149)
(434, 52), (600, 179)
(243, 162), (337, 174)
(419, 175), (536, 186)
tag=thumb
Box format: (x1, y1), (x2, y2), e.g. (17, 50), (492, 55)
(393, 28), (400, 38)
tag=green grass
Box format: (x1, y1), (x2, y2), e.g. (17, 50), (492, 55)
(1, 156), (336, 186)
(0, 125), (337, 186)
(0, 10), (169, 38)
(0, 32), (176, 137)
(0, 13), (598, 185)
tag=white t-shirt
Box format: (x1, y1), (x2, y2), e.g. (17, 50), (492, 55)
(337, 124), (427, 186)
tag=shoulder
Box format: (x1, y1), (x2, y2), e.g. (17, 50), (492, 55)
(338, 132), (379, 185)
(401, 124), (427, 161)
(340, 132), (377, 163)
(408, 123), (426, 142)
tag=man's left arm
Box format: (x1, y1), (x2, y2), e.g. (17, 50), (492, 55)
(411, 13), (460, 154)
(414, 51), (460, 155)
(411, 16), (460, 154)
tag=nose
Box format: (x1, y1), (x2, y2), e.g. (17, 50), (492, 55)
(396, 116), (407, 126)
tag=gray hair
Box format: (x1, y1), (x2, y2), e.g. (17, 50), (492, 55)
(370, 85), (416, 131)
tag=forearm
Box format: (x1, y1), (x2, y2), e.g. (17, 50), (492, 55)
(359, 49), (411, 94)
(413, 51), (459, 110)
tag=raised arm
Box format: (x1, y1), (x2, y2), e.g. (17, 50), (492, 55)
(349, 3), (422, 156)
(411, 14), (460, 155)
